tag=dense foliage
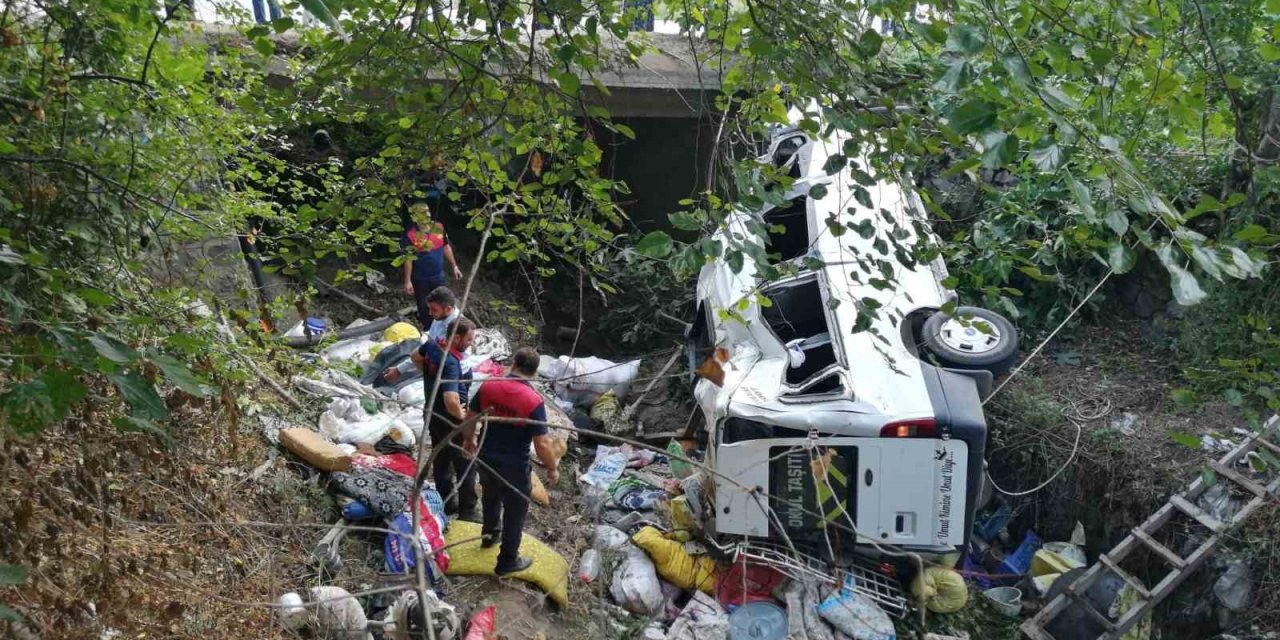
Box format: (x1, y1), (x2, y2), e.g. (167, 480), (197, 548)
(1, 0), (1277, 437)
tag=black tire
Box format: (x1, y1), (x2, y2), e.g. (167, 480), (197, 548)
(921, 306), (1019, 375)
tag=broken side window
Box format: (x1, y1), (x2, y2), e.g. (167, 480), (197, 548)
(771, 134), (808, 179)
(763, 197), (810, 263)
(762, 277), (840, 389)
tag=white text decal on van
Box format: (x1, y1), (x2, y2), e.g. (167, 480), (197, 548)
(936, 446), (958, 541)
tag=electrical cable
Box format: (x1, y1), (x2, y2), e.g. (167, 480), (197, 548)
(986, 417), (1083, 497)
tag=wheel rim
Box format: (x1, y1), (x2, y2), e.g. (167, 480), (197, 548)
(938, 316), (1002, 354)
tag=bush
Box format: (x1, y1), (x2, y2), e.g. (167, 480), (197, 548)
(1169, 278), (1280, 421)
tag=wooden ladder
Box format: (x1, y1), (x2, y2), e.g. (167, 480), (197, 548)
(1021, 416), (1280, 640)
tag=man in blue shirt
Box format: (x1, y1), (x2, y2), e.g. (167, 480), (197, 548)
(424, 286), (461, 348)
(412, 317), (477, 520)
(465, 347), (560, 575)
(401, 202), (462, 329)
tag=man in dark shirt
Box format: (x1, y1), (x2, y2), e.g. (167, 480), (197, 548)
(412, 317), (477, 520)
(466, 347), (560, 575)
(401, 202), (462, 329)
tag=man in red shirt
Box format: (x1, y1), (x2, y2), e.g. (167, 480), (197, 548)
(465, 347), (560, 575)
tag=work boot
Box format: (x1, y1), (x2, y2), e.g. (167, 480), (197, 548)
(480, 531), (501, 549)
(494, 556), (533, 576)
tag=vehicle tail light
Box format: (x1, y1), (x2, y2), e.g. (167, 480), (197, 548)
(880, 418), (937, 438)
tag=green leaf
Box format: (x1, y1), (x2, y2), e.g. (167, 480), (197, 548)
(75, 288), (113, 307)
(113, 416), (171, 442)
(858, 29), (883, 57)
(1234, 224), (1269, 242)
(935, 60), (973, 93)
(634, 231), (673, 258)
(398, 117), (412, 129)
(108, 371), (167, 422)
(1245, 451), (1268, 473)
(1223, 389), (1244, 407)
(980, 131), (1018, 168)
(1018, 265), (1056, 282)
(43, 368), (87, 413)
(1029, 142), (1064, 172)
(1067, 176), (1095, 218)
(0, 603), (19, 622)
(271, 17), (295, 33)
(946, 25), (986, 55)
(555, 71), (580, 95)
(299, 0), (344, 33)
(253, 37), (275, 58)
(1169, 430), (1201, 448)
(727, 249), (744, 274)
(1087, 47), (1115, 66)
(1103, 205), (1128, 235)
(89, 334), (139, 364)
(748, 35), (774, 56)
(822, 153), (847, 174)
(151, 354), (212, 397)
(1157, 243), (1207, 306)
(1041, 85), (1080, 111)
(0, 564), (27, 585)
(1001, 54), (1032, 85)
(0, 138), (16, 154)
(946, 99), (998, 134)
(668, 211), (702, 231)
(852, 187), (873, 209)
(1101, 240), (1135, 274)
(1262, 43), (1280, 62)
(808, 184), (829, 200)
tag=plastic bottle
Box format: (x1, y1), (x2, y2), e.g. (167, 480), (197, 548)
(577, 549), (601, 583)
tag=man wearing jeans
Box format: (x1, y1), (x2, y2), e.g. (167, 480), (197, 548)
(465, 347), (560, 575)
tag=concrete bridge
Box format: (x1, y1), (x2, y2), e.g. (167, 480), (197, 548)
(202, 24), (726, 220)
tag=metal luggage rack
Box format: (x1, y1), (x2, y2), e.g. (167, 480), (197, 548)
(731, 541), (912, 619)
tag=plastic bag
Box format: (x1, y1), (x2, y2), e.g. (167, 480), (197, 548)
(911, 566), (968, 614)
(1043, 542), (1087, 567)
(668, 441), (694, 479)
(277, 586), (372, 640)
(802, 579), (835, 640)
(319, 397), (413, 445)
(630, 526), (717, 594)
(322, 336), (384, 366)
(384, 322), (421, 343)
(594, 524), (631, 551)
(817, 576), (896, 640)
(610, 543), (665, 615)
(396, 383), (427, 407)
(384, 493), (451, 579)
(1214, 558), (1253, 610)
(580, 445), (629, 488)
(463, 605), (496, 640)
(1031, 549), (1084, 578)
(667, 592), (729, 640)
(546, 355), (641, 406)
(590, 391), (629, 436)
